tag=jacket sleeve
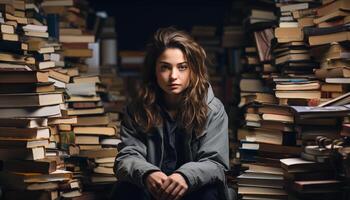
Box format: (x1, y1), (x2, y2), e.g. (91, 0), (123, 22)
(114, 107), (161, 188)
(175, 100), (229, 192)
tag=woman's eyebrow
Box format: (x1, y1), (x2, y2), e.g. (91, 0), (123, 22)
(158, 61), (187, 65)
(158, 61), (171, 64)
(177, 62), (188, 65)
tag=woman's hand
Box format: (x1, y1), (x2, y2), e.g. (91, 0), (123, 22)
(145, 171), (168, 199)
(159, 173), (188, 200)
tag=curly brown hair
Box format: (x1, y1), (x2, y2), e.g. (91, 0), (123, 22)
(132, 27), (209, 136)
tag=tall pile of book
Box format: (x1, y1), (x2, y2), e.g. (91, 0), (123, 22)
(40, 1), (121, 199)
(273, 0), (350, 199)
(279, 104), (350, 200)
(273, 0), (320, 106)
(0, 0), (78, 199)
(235, 4), (300, 199)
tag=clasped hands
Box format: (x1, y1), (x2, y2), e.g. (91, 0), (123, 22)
(146, 171), (188, 200)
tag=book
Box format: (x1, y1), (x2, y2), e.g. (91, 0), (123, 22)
(0, 32), (19, 41)
(22, 24), (48, 32)
(90, 174), (117, 184)
(254, 28), (274, 62)
(60, 35), (95, 43)
(75, 135), (99, 145)
(0, 71), (48, 83)
(325, 77), (350, 83)
(0, 146), (45, 160)
(0, 104), (61, 118)
(0, 126), (50, 139)
(309, 31), (350, 46)
(238, 186), (287, 198)
(0, 138), (49, 148)
(65, 95), (101, 102)
(48, 116), (77, 125)
(0, 62), (32, 71)
(70, 102), (102, 109)
(304, 24), (350, 37)
(75, 115), (110, 126)
(321, 83), (349, 93)
(93, 166), (114, 175)
(291, 105), (350, 118)
(48, 70), (70, 83)
(66, 82), (97, 96)
(0, 92), (63, 107)
(280, 3), (310, 12)
(275, 27), (303, 42)
(0, 82), (55, 94)
(275, 53), (311, 65)
(315, 67), (350, 79)
(314, 10), (350, 24)
(275, 90), (321, 99)
(261, 113), (294, 123)
(243, 128), (296, 146)
(1, 159), (57, 173)
(78, 148), (118, 158)
(0, 118), (48, 128)
(0, 170), (72, 190)
(237, 172), (284, 189)
(72, 75), (101, 84)
(318, 92), (350, 106)
(293, 180), (342, 192)
(41, 0), (74, 7)
(275, 81), (320, 90)
(317, 0), (350, 17)
(73, 126), (116, 136)
(280, 158), (331, 172)
(63, 49), (93, 57)
(65, 107), (104, 116)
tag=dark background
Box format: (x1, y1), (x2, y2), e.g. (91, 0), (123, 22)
(87, 0), (231, 50)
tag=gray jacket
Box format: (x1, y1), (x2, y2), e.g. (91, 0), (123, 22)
(114, 86), (230, 199)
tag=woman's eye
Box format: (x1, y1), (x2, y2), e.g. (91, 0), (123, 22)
(160, 65), (169, 70)
(178, 65), (188, 71)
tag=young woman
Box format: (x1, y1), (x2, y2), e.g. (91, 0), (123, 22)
(113, 27), (231, 200)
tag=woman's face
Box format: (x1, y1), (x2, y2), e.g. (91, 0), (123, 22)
(156, 48), (191, 96)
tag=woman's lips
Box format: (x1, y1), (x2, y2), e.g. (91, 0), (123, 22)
(168, 84), (180, 88)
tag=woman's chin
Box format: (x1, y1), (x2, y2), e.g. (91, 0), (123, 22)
(166, 89), (183, 96)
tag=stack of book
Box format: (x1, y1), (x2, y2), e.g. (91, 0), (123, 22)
(236, 5), (300, 200)
(231, 0), (350, 199)
(277, 104), (350, 199)
(281, 157), (342, 200)
(237, 104), (300, 200)
(304, 0), (350, 103)
(40, 0), (121, 198)
(65, 77), (119, 185)
(0, 0), (78, 199)
(273, 0), (320, 106)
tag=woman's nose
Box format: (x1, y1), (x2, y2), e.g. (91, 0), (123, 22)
(169, 68), (178, 80)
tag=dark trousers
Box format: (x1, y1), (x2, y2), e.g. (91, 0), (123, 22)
(111, 181), (219, 200)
